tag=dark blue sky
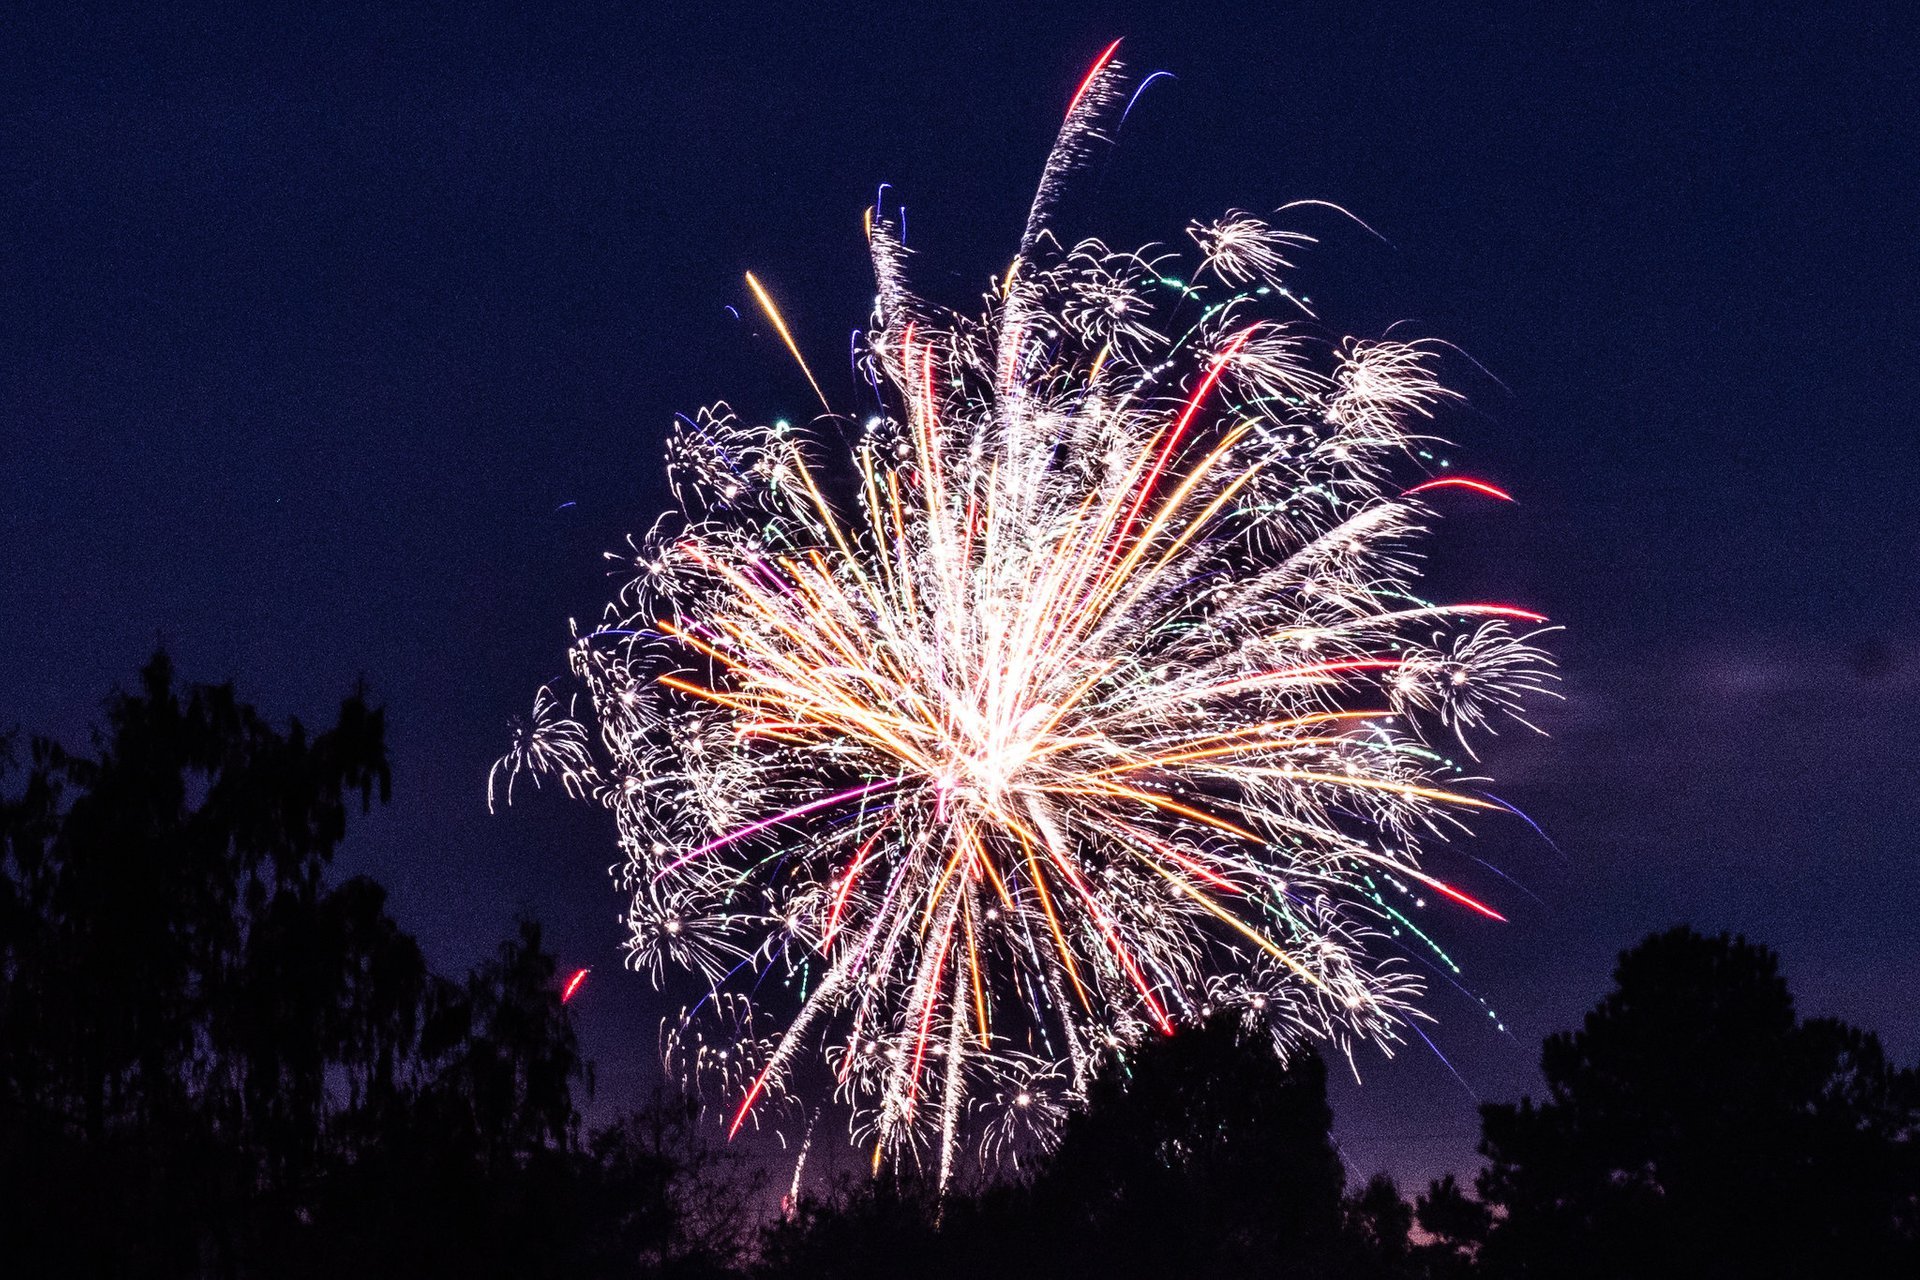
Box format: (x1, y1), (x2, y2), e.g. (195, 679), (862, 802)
(5, 2), (1917, 1188)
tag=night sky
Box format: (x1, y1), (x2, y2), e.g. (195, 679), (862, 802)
(6, 2), (1917, 1189)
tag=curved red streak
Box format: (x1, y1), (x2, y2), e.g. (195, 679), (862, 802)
(656, 778), (903, 877)
(1458, 604), (1550, 623)
(560, 968), (589, 1003)
(1403, 477), (1513, 501)
(1166, 327), (1255, 444)
(1066, 40), (1124, 120)
(1118, 326), (1257, 537)
(824, 824), (891, 949)
(922, 345), (938, 431)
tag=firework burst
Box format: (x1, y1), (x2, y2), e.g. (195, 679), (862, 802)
(487, 685), (593, 813)
(499, 46), (1555, 1187)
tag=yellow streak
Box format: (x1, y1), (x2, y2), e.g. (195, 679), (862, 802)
(1083, 735), (1352, 779)
(1268, 770), (1501, 810)
(658, 631), (938, 775)
(1068, 429), (1255, 641)
(1120, 456), (1265, 604)
(659, 566), (942, 759)
(679, 549), (857, 673)
(921, 824), (980, 933)
(783, 449), (890, 622)
(1087, 342), (1111, 385)
(964, 902), (992, 1050)
(856, 447), (901, 606)
(1069, 711), (1387, 778)
(885, 470), (916, 617)
(778, 558), (888, 673)
(655, 673), (761, 715)
(744, 271), (831, 412)
(1075, 710), (1390, 782)
(786, 557), (937, 729)
(974, 839), (1017, 911)
(1002, 817), (1091, 1010)
(1051, 780), (1262, 842)
(1025, 659), (1119, 746)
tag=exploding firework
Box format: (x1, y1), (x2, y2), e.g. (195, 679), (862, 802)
(498, 44), (1556, 1187)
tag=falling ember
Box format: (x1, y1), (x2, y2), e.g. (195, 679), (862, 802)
(561, 968), (590, 1003)
(496, 47), (1557, 1189)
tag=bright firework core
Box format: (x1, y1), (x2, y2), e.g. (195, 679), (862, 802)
(498, 46), (1556, 1190)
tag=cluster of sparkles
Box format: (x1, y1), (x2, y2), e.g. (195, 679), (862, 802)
(498, 47), (1555, 1188)
(487, 685), (592, 813)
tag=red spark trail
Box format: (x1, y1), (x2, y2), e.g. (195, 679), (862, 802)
(1403, 476), (1514, 501)
(1065, 40), (1123, 120)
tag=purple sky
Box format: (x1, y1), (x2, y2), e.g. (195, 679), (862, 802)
(5, 1), (1916, 1190)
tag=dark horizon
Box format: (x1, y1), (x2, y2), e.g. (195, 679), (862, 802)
(5, 1), (1918, 1191)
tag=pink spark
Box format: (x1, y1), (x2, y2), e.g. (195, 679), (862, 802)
(655, 777), (904, 878)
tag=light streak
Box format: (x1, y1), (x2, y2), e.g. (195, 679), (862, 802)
(745, 271), (831, 412)
(1066, 39), (1123, 119)
(1403, 476), (1514, 501)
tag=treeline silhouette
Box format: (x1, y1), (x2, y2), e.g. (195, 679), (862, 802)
(3, 657), (1915, 1278)
(0, 656), (754, 1278)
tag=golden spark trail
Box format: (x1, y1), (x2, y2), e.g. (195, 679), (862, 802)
(745, 271), (832, 412)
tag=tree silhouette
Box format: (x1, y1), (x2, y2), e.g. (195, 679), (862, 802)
(0, 652), (391, 1272)
(761, 1013), (1417, 1280)
(1434, 927), (1920, 1279)
(13, 659), (1920, 1277)
(572, 1095), (763, 1278)
(1412, 1174), (1490, 1280)
(1028, 1014), (1355, 1278)
(0, 654), (689, 1279)
(759, 1174), (945, 1280)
